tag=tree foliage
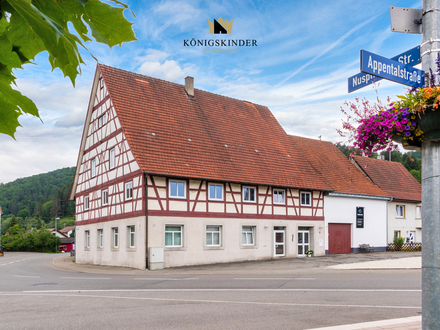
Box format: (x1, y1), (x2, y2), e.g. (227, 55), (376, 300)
(1, 224), (60, 252)
(0, 0), (136, 138)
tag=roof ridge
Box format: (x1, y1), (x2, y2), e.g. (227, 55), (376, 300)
(98, 63), (269, 108)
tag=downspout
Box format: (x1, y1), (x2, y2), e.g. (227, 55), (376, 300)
(144, 173), (149, 269)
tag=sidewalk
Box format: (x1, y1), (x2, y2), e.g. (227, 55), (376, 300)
(306, 316), (421, 330)
(53, 252), (422, 330)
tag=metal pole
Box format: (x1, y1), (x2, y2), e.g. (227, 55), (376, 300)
(55, 217), (59, 253)
(421, 1), (440, 329)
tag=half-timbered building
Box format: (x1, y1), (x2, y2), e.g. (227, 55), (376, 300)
(70, 65), (332, 269)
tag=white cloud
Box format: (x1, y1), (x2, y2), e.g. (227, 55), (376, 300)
(138, 60), (185, 81)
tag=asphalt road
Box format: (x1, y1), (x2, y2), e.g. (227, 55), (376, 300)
(0, 252), (421, 330)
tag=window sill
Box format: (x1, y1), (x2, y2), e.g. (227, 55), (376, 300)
(241, 245), (258, 249)
(111, 247), (119, 251)
(126, 247), (136, 252)
(84, 247), (90, 251)
(97, 247), (104, 251)
(165, 246), (186, 251)
(204, 246), (224, 250)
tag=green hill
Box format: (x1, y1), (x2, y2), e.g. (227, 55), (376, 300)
(0, 167), (76, 221)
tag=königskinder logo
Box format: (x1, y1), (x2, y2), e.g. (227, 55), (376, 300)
(183, 17), (257, 54)
(208, 17), (233, 34)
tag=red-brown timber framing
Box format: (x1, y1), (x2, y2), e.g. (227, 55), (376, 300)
(147, 175), (324, 220)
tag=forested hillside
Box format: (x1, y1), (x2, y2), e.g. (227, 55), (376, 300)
(0, 167), (76, 221)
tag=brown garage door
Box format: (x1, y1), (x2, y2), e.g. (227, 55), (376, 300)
(328, 223), (351, 254)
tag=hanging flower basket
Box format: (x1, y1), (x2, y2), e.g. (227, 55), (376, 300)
(417, 107), (440, 141)
(391, 134), (422, 150)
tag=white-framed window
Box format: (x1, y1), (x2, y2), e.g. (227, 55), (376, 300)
(99, 77), (104, 89)
(128, 226), (135, 248)
(394, 230), (401, 239)
(165, 225), (183, 247)
(112, 227), (119, 248)
(206, 226), (221, 246)
(169, 180), (186, 198)
(91, 158), (96, 177)
(273, 189), (285, 204)
(208, 183), (223, 200)
(98, 229), (103, 248)
(84, 196), (89, 211)
(98, 114), (106, 128)
(85, 230), (90, 248)
(243, 186), (256, 202)
(102, 189), (108, 206)
(416, 206), (422, 219)
(300, 192), (311, 206)
(396, 205), (405, 218)
(109, 148), (115, 169)
(242, 226), (255, 246)
(125, 181), (133, 201)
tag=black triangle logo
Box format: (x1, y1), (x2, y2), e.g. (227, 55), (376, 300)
(214, 19), (228, 34)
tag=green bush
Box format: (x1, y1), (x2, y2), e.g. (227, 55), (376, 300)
(1, 225), (60, 253)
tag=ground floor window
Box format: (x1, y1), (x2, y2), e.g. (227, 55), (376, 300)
(98, 229), (103, 248)
(112, 227), (119, 248)
(85, 230), (90, 248)
(242, 226), (255, 245)
(206, 226), (221, 246)
(165, 226), (182, 247)
(128, 226), (135, 248)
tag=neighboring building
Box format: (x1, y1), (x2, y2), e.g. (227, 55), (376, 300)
(60, 225), (75, 237)
(70, 65), (333, 269)
(352, 156), (422, 244)
(291, 136), (392, 253)
(49, 229), (68, 238)
(59, 237), (75, 252)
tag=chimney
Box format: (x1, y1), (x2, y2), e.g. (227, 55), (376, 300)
(185, 76), (194, 96)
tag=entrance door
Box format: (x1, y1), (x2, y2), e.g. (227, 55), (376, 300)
(328, 223), (351, 254)
(274, 229), (285, 257)
(298, 229), (310, 257)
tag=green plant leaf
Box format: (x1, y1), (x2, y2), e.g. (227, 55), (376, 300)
(83, 0), (137, 47)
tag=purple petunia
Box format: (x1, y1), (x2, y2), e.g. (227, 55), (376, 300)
(405, 132), (411, 136)
(405, 126), (411, 130)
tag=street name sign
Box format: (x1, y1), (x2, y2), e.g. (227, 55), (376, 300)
(348, 46), (420, 93)
(360, 49), (424, 88)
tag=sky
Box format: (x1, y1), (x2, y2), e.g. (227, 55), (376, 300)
(0, 0), (424, 184)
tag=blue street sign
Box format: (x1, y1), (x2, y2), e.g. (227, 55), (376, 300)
(360, 49), (424, 88)
(348, 46), (420, 93)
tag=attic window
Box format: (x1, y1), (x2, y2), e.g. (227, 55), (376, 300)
(98, 114), (106, 128)
(99, 78), (104, 89)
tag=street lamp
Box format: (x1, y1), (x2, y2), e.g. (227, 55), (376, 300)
(55, 217), (60, 253)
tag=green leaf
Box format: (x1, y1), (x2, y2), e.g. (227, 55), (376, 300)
(83, 0), (137, 47)
(0, 35), (23, 69)
(0, 79), (39, 117)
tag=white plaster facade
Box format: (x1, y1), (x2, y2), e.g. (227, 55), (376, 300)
(387, 201), (422, 243)
(75, 216), (147, 269)
(324, 194), (389, 253)
(148, 216), (325, 268)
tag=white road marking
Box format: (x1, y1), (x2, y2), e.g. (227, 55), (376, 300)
(133, 278), (199, 281)
(22, 288), (421, 293)
(0, 292), (421, 310)
(0, 264), (6, 266)
(60, 277), (111, 280)
(12, 275), (40, 278)
(234, 278), (316, 280)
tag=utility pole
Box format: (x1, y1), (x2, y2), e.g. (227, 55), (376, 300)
(421, 1), (440, 329)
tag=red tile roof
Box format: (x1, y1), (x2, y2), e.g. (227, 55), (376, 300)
(290, 136), (390, 197)
(60, 225), (75, 233)
(99, 65), (332, 191)
(352, 156), (421, 202)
